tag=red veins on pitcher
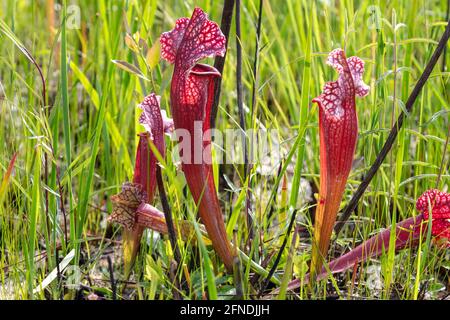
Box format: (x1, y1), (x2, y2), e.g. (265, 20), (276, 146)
(311, 49), (370, 276)
(416, 189), (450, 247)
(160, 7), (234, 271)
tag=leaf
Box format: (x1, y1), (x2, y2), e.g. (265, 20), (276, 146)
(293, 254), (309, 279)
(33, 250), (76, 294)
(111, 60), (149, 81)
(145, 255), (164, 300)
(179, 220), (212, 245)
(394, 23), (407, 32)
(421, 109), (450, 127)
(400, 174), (450, 187)
(125, 34), (140, 53)
(69, 61), (100, 107)
(139, 38), (149, 54)
(146, 40), (160, 69)
(388, 96), (410, 117)
(0, 20), (34, 64)
(0, 152), (17, 205)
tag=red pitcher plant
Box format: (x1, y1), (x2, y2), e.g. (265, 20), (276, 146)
(311, 48), (370, 277)
(160, 7), (235, 271)
(109, 93), (172, 277)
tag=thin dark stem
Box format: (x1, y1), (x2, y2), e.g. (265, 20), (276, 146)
(236, 0), (247, 178)
(266, 161), (284, 222)
(245, 0), (264, 248)
(2, 21), (48, 233)
(258, 209), (297, 297)
(55, 164), (68, 246)
(169, 260), (182, 300)
(34, 51), (51, 259)
(21, 45), (47, 106)
(232, 228), (243, 299)
(235, 0), (252, 242)
(210, 0), (235, 129)
(156, 166), (181, 264)
(388, 11), (398, 219)
(107, 255), (116, 300)
(335, 20), (450, 236)
(442, 0), (449, 72)
(251, 0), (263, 116)
(21, 44), (51, 247)
(55, 248), (63, 300)
(156, 166), (185, 299)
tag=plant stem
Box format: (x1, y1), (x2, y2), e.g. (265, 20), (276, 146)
(258, 209), (297, 297)
(251, 0), (264, 117)
(234, 0), (252, 244)
(236, 0), (247, 179)
(210, 0), (235, 129)
(156, 166), (181, 264)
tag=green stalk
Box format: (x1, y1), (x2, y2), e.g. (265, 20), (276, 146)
(289, 0), (312, 208)
(60, 0), (74, 252)
(27, 147), (41, 298)
(187, 207), (217, 299)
